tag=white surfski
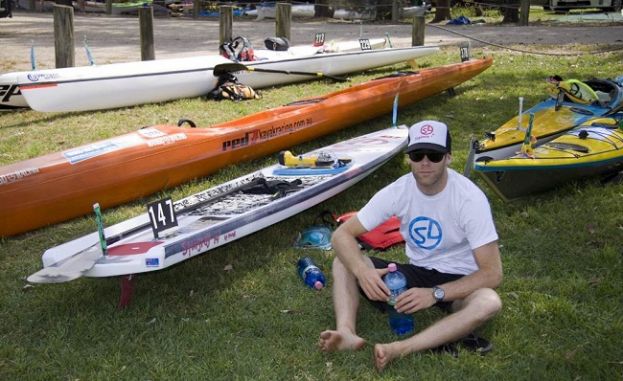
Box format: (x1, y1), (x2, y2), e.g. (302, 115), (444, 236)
(18, 43), (438, 112)
(28, 126), (408, 283)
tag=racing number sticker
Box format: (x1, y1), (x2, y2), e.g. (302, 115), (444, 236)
(147, 198), (178, 238)
(359, 38), (372, 51)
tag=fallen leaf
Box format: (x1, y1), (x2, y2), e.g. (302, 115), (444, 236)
(588, 276), (602, 287)
(565, 348), (577, 360)
(280, 309), (300, 314)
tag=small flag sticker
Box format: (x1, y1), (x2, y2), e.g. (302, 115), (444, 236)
(145, 258), (160, 267)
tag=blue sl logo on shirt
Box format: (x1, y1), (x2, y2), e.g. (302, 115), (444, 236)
(408, 216), (442, 250)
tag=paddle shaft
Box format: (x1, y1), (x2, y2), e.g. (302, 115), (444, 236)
(213, 63), (347, 82)
(246, 66), (347, 82)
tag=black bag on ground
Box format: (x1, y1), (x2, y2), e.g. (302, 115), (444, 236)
(206, 73), (261, 101)
(264, 37), (290, 51)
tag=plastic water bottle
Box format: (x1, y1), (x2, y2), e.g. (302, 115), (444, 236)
(297, 257), (326, 290)
(384, 263), (414, 335)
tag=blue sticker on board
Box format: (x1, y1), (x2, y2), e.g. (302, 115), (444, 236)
(145, 258), (160, 267)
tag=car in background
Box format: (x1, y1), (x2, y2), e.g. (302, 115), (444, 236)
(545, 0), (622, 12)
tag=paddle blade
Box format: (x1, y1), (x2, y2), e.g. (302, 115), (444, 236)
(84, 36), (96, 66)
(463, 137), (476, 178)
(392, 94), (399, 128)
(213, 63), (249, 76)
(30, 41), (36, 70)
(520, 113), (536, 156)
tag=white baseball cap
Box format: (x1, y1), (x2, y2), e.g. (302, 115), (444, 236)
(406, 120), (452, 154)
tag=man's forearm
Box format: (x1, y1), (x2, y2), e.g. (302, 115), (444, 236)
(437, 268), (502, 302)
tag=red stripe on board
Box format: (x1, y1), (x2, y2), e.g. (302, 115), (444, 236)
(19, 83), (59, 90)
(108, 241), (163, 256)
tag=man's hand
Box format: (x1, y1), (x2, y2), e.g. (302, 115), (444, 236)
(394, 287), (436, 314)
(356, 267), (390, 302)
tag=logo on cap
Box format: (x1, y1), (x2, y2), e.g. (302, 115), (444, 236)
(420, 124), (434, 136)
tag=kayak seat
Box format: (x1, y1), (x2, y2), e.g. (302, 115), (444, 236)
(584, 79), (621, 107)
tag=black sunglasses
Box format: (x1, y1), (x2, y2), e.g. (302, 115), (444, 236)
(408, 151), (445, 163)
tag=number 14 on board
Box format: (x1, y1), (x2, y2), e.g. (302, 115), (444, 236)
(147, 198), (178, 239)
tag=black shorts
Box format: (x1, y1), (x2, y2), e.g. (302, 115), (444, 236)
(361, 256), (464, 312)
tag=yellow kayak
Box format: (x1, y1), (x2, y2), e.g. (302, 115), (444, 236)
(474, 116), (623, 200)
(474, 78), (623, 162)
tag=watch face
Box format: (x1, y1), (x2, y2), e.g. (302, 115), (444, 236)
(434, 287), (445, 301)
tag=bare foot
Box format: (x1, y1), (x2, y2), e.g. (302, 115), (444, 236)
(374, 343), (398, 372)
(318, 330), (366, 352)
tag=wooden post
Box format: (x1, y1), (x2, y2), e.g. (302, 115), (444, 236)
(276, 2), (291, 40)
(139, 7), (155, 61)
(519, 0), (530, 26)
(392, 0), (401, 22)
(53, 5), (75, 68)
(219, 5), (233, 44)
(193, 0), (200, 19)
(411, 14), (425, 46)
(105, 0), (112, 15)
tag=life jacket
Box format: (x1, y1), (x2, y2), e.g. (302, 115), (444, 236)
(547, 76), (599, 105)
(219, 36), (255, 62)
(336, 212), (404, 251)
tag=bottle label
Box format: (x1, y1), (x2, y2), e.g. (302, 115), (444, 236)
(301, 265), (318, 276)
(388, 286), (407, 306)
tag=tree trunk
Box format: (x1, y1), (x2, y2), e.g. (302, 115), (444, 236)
(432, 0), (452, 22)
(315, 0), (333, 17)
(501, 0), (520, 23)
(374, 0), (395, 20)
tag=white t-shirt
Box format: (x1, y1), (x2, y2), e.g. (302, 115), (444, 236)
(358, 169), (498, 275)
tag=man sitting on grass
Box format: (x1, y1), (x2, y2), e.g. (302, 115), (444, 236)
(318, 121), (503, 371)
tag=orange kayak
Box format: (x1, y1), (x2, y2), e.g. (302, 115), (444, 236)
(0, 57), (492, 236)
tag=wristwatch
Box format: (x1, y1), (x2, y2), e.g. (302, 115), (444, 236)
(432, 286), (445, 302)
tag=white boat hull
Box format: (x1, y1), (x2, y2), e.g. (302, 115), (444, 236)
(18, 45), (439, 112)
(0, 71), (28, 110)
(29, 126), (409, 282)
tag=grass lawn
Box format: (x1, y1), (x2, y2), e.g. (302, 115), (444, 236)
(1, 46), (622, 380)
